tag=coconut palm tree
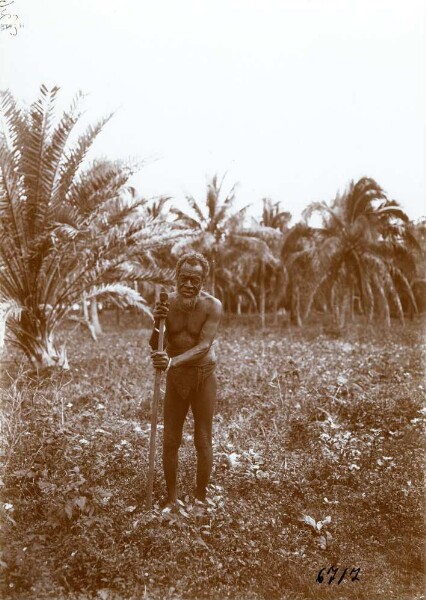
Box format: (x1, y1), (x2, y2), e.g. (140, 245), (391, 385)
(214, 226), (279, 323)
(227, 198), (293, 327)
(233, 218), (282, 327)
(170, 173), (248, 296)
(0, 85), (179, 369)
(302, 177), (418, 327)
(280, 223), (320, 326)
(171, 175), (284, 318)
(259, 198), (292, 324)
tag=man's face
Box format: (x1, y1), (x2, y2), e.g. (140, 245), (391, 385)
(177, 262), (204, 300)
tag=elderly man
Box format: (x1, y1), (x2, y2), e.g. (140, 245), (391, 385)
(150, 252), (222, 506)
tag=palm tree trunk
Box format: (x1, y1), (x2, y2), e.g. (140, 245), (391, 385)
(211, 261), (216, 297)
(331, 283), (341, 327)
(236, 295), (242, 315)
(295, 289), (302, 327)
(272, 294), (279, 325)
(246, 288), (258, 314)
(82, 293), (89, 322)
(0, 303), (14, 360)
(16, 313), (66, 370)
(374, 276), (391, 327)
(303, 273), (328, 322)
(0, 308), (6, 360)
(383, 301), (391, 327)
(83, 294), (97, 341)
(90, 299), (102, 336)
(227, 290), (232, 314)
(272, 270), (285, 325)
(291, 286), (302, 327)
(133, 280), (139, 315)
(259, 260), (265, 329)
(339, 292), (348, 329)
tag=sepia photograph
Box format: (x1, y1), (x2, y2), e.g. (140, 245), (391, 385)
(0, 1), (424, 599)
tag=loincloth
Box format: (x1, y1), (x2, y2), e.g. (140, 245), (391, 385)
(166, 363), (216, 400)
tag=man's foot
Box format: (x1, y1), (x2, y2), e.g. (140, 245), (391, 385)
(159, 497), (177, 511)
(194, 488), (207, 503)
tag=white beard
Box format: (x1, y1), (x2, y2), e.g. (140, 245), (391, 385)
(176, 293), (199, 313)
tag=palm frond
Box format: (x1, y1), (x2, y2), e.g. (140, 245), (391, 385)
(347, 177), (387, 222)
(85, 283), (152, 316)
(0, 145), (28, 251)
(23, 85), (60, 235)
(50, 113), (113, 215)
(44, 90), (85, 197)
(170, 206), (202, 230)
(185, 194), (206, 225)
(303, 201), (345, 230)
(0, 89), (27, 154)
(145, 195), (170, 219)
(116, 262), (176, 285)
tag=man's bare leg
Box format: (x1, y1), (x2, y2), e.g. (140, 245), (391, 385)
(192, 372), (217, 501)
(162, 384), (190, 505)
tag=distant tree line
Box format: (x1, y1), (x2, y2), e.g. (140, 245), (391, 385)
(0, 86), (424, 369)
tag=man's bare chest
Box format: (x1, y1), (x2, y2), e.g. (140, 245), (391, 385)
(167, 306), (207, 338)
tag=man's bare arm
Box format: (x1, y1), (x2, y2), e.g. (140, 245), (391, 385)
(149, 326), (168, 351)
(170, 298), (222, 368)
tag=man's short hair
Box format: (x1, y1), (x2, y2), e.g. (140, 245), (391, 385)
(176, 252), (210, 280)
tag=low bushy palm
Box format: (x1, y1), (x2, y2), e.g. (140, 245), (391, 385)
(0, 86), (179, 369)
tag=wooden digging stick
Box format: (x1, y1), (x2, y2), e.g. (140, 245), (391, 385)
(146, 291), (168, 510)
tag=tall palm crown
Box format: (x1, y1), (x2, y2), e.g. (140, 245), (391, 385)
(171, 174), (248, 295)
(171, 173), (243, 242)
(171, 175), (284, 306)
(261, 198), (291, 232)
(302, 177), (417, 325)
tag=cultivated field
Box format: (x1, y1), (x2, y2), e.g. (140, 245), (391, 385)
(0, 314), (424, 600)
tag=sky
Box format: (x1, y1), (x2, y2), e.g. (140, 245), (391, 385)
(0, 0), (425, 223)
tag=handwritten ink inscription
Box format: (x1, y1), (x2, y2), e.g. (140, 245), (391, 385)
(316, 566), (361, 585)
(0, 0), (24, 36)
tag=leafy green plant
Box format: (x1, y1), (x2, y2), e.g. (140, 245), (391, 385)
(300, 513), (332, 550)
